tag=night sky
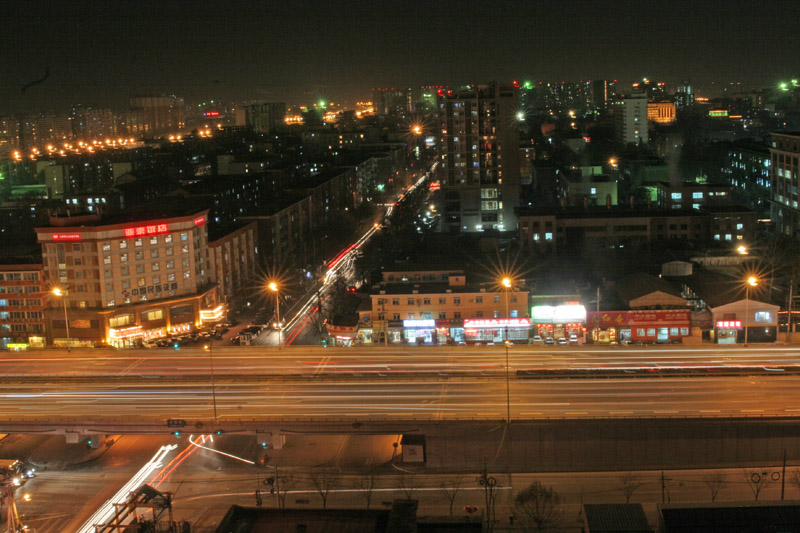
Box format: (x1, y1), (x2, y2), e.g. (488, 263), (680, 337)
(2, 0), (798, 113)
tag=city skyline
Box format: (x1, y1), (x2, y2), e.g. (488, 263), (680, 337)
(2, 0), (799, 113)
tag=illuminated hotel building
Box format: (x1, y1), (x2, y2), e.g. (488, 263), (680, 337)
(35, 208), (220, 347)
(647, 101), (677, 124)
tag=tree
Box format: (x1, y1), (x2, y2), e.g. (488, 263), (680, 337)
(513, 481), (562, 532)
(618, 474), (644, 504)
(745, 470), (772, 501)
(703, 473), (727, 502)
(399, 472), (417, 500)
(355, 472), (379, 510)
(790, 470), (800, 498)
(275, 473), (296, 509)
(310, 469), (340, 509)
(439, 475), (465, 515)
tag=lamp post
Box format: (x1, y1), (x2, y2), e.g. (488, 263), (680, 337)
(204, 342), (217, 422)
(269, 282), (281, 349)
(744, 276), (758, 347)
(501, 277), (513, 424)
(51, 287), (70, 351)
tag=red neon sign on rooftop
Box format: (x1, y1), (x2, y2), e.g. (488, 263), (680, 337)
(124, 224), (169, 238)
(51, 234), (82, 241)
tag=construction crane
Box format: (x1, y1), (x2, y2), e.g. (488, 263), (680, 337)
(0, 474), (25, 533)
(91, 484), (186, 533)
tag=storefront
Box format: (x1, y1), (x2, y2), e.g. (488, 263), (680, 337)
(463, 318), (530, 343)
(403, 319), (437, 344)
(714, 320), (740, 344)
(587, 310), (691, 344)
(531, 305), (586, 340)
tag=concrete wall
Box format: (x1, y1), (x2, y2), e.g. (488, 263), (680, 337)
(424, 419), (800, 473)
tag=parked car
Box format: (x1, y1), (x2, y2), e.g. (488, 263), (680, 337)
(532, 335), (543, 345)
(544, 337), (555, 345)
(557, 337), (568, 345)
(569, 334), (578, 344)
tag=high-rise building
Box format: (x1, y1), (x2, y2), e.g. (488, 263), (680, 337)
(769, 131), (800, 236)
(591, 80), (617, 111)
(244, 102), (287, 134)
(371, 88), (413, 115)
(437, 82), (520, 232)
(631, 78), (667, 100)
(615, 93), (649, 146)
(675, 81), (695, 111)
(70, 105), (118, 140)
(128, 95), (185, 136)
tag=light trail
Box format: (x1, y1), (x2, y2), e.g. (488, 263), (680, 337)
(188, 434), (255, 464)
(76, 444), (177, 533)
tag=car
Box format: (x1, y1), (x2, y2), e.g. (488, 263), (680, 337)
(230, 335), (241, 344)
(532, 335), (543, 344)
(557, 337), (568, 345)
(544, 337), (555, 345)
(569, 334), (578, 344)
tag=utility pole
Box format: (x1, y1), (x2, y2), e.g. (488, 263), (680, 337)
(788, 282), (794, 339)
(782, 449), (787, 500)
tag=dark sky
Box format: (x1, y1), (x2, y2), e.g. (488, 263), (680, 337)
(2, 0), (798, 113)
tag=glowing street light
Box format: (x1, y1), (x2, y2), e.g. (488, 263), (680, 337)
(737, 245), (748, 255)
(412, 124), (422, 135)
(744, 276), (759, 346)
(268, 282), (282, 349)
(516, 111), (526, 121)
(499, 276), (514, 423)
(51, 287), (70, 351)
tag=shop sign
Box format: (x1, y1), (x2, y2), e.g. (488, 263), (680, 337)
(463, 318), (531, 329)
(71, 319), (92, 329)
(403, 319), (435, 328)
(588, 310), (690, 327)
(124, 224), (169, 238)
(51, 233), (82, 241)
(715, 320), (742, 328)
(532, 305), (586, 323)
(325, 324), (357, 339)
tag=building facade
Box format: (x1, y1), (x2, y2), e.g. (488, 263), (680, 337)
(35, 210), (218, 347)
(245, 103), (287, 135)
(0, 263), (46, 349)
(615, 93), (649, 146)
(208, 221), (259, 306)
(437, 82), (521, 233)
(769, 131), (800, 237)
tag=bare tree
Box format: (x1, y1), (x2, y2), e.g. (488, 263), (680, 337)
(513, 481), (562, 532)
(355, 472), (379, 510)
(618, 474), (644, 504)
(310, 469), (340, 509)
(275, 474), (297, 509)
(439, 475), (465, 515)
(703, 473), (727, 502)
(745, 470), (772, 501)
(399, 472), (417, 500)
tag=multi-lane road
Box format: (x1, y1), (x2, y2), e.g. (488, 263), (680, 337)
(2, 345), (800, 424)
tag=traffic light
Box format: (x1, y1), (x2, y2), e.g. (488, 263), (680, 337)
(261, 441), (268, 448)
(173, 431), (181, 437)
(86, 439), (93, 448)
(173, 342), (180, 350)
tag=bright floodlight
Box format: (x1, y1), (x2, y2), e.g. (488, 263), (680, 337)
(268, 282), (278, 292)
(502, 277), (512, 288)
(52, 287), (63, 296)
(737, 245), (748, 255)
(412, 125), (422, 135)
(747, 276), (758, 287)
(516, 111), (525, 121)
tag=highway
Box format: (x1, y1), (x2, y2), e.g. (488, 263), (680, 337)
(2, 346), (800, 422)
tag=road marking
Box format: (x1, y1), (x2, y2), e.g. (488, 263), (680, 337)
(740, 409), (764, 413)
(520, 412), (542, 416)
(785, 408), (800, 412)
(566, 411), (588, 415)
(654, 410), (679, 414)
(610, 411), (634, 415)
(700, 410), (721, 413)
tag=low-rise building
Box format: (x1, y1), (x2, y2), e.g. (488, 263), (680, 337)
(0, 260), (46, 349)
(655, 183), (733, 210)
(358, 273), (529, 345)
(208, 221), (259, 308)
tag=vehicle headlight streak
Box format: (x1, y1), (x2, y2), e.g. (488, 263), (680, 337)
(76, 444), (177, 533)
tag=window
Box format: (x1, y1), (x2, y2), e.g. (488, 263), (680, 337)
(136, 265), (144, 274)
(166, 247), (174, 256)
(153, 275), (161, 285)
(475, 296), (483, 303)
(680, 327), (689, 335)
(453, 297), (461, 305)
(493, 295), (500, 303)
(167, 260), (174, 269)
(510, 309), (518, 318)
(135, 251), (144, 261)
(120, 253), (128, 263)
(180, 232), (188, 241)
(107, 299), (116, 307)
(423, 298), (431, 305)
(135, 238), (143, 247)
(165, 234), (173, 244)
(104, 255), (112, 264)
(182, 245), (189, 254)
(493, 310), (500, 318)
(151, 250), (159, 259)
(121, 266), (129, 276)
(106, 283), (113, 292)
(138, 278), (146, 287)
(407, 298), (415, 305)
(671, 192), (682, 200)
(407, 313), (415, 319)
(102, 243), (111, 252)
(141, 309), (164, 322)
(152, 263), (160, 271)
(439, 312), (446, 319)
(545, 232), (553, 241)
(119, 240), (127, 249)
(167, 273), (175, 282)
(393, 313), (400, 320)
(423, 312), (432, 319)
(647, 328), (656, 336)
(72, 243), (81, 251)
(637, 328), (645, 336)
(439, 297), (446, 304)
(150, 236), (158, 245)
(670, 328), (679, 336)
(184, 271), (191, 279)
(122, 280), (130, 289)
(392, 298), (399, 305)
(475, 311), (484, 318)
(755, 311), (772, 323)
(454, 312), (461, 319)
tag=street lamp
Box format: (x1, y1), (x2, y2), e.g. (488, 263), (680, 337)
(744, 276), (758, 347)
(269, 282), (281, 349)
(204, 343), (218, 422)
(51, 287), (70, 351)
(737, 245), (749, 255)
(500, 277), (513, 424)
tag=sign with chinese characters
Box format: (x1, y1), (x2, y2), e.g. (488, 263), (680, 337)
(463, 318), (531, 329)
(123, 224), (169, 238)
(715, 320), (742, 329)
(51, 234), (82, 241)
(193, 217), (206, 226)
(588, 310), (691, 327)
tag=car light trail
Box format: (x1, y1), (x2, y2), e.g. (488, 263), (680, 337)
(77, 444), (177, 533)
(188, 434), (254, 464)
